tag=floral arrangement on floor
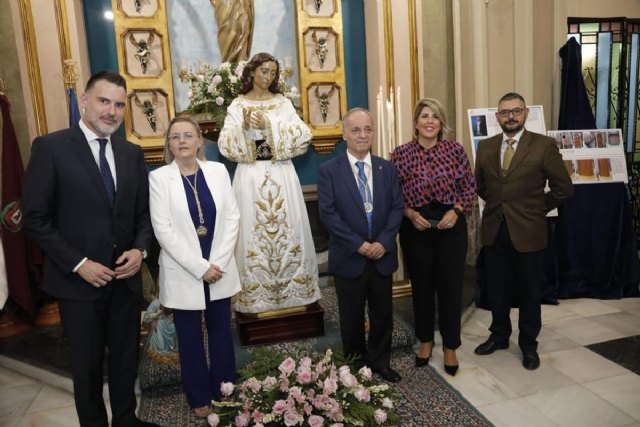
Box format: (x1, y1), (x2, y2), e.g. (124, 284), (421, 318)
(206, 347), (400, 427)
(179, 60), (300, 126)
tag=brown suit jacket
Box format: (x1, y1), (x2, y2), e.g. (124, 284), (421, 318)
(475, 129), (574, 252)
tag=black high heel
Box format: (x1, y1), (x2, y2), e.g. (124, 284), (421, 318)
(415, 342), (433, 367)
(443, 348), (459, 376)
(415, 355), (430, 367)
(444, 364), (459, 376)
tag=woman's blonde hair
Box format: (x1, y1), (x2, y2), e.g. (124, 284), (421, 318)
(163, 116), (206, 164)
(412, 98), (452, 141)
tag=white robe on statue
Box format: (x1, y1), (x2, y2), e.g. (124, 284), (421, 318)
(218, 94), (321, 313)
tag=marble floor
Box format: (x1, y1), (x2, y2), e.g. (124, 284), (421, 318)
(1, 297), (639, 426)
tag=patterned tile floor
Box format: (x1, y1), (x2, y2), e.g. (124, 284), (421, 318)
(1, 279), (640, 426)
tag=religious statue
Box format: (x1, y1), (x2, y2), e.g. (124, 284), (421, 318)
(314, 0), (323, 13)
(142, 299), (178, 363)
(314, 83), (336, 123)
(210, 0), (254, 62)
(311, 30), (331, 69)
(134, 91), (159, 132)
(129, 32), (154, 74)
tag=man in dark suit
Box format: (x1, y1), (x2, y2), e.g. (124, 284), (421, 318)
(23, 71), (158, 427)
(318, 108), (404, 382)
(474, 92), (573, 370)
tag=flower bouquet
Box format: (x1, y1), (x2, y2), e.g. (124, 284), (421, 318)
(179, 61), (300, 126)
(206, 347), (400, 426)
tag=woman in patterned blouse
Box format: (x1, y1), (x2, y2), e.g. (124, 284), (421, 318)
(390, 98), (476, 376)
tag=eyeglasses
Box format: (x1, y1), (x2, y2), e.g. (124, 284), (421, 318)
(497, 108), (525, 118)
(169, 132), (197, 142)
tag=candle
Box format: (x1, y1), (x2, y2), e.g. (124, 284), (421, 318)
(389, 88), (395, 157)
(376, 91), (382, 155)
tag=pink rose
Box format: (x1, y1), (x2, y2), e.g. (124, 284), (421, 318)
(263, 376), (277, 390)
(308, 414), (325, 427)
(297, 369), (312, 384)
(215, 96), (224, 106)
(207, 413), (220, 427)
(235, 65), (245, 76)
(340, 373), (357, 388)
(279, 357), (296, 375)
(220, 382), (234, 397)
(235, 412), (250, 427)
(273, 399), (288, 414)
(338, 366), (350, 377)
(374, 409), (387, 425)
(284, 410), (302, 426)
(252, 409), (264, 423)
(186, 90), (193, 99)
(212, 74), (223, 84)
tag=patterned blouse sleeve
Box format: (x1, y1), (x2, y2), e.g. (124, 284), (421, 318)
(453, 143), (476, 214)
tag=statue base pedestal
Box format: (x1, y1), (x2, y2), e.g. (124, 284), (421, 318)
(235, 302), (324, 347)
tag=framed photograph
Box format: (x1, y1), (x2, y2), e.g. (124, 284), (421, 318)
(307, 83), (341, 128)
(127, 89), (170, 138)
(303, 28), (339, 72)
(122, 30), (164, 77)
(117, 0), (159, 18)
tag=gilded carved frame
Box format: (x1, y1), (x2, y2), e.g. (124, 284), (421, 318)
(112, 0), (175, 164)
(295, 0), (347, 153)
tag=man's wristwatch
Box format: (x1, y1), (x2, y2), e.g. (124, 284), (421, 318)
(452, 206), (463, 217)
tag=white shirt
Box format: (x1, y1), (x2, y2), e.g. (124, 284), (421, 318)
(346, 151), (373, 194)
(500, 128), (525, 166)
(79, 119), (117, 186)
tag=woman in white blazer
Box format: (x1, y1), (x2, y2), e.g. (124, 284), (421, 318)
(149, 116), (240, 418)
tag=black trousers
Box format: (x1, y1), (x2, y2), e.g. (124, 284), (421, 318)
(400, 214), (467, 349)
(334, 261), (393, 371)
(59, 281), (141, 427)
(484, 221), (543, 352)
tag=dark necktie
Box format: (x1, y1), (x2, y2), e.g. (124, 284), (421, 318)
(356, 161), (372, 239)
(97, 138), (116, 206)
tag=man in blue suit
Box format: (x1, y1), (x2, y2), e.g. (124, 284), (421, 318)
(318, 108), (404, 382)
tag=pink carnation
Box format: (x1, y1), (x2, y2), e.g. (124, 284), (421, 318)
(220, 381), (234, 397)
(300, 356), (313, 368)
(235, 412), (250, 427)
(235, 65), (245, 76)
(262, 376), (277, 390)
(323, 377), (338, 394)
(186, 90), (193, 99)
(297, 368), (313, 384)
(308, 414), (325, 427)
(340, 373), (357, 388)
(358, 366), (372, 380)
(273, 399), (288, 414)
(215, 96), (224, 106)
(207, 413), (220, 427)
(212, 74), (223, 84)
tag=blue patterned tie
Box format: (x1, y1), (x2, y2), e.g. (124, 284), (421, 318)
(97, 138), (116, 206)
(356, 161), (372, 239)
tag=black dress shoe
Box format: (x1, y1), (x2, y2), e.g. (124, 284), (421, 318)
(474, 338), (509, 355)
(444, 364), (459, 376)
(415, 356), (430, 367)
(373, 367), (402, 383)
(522, 351), (540, 370)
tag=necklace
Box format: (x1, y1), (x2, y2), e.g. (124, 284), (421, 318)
(181, 168), (208, 237)
(354, 166), (373, 213)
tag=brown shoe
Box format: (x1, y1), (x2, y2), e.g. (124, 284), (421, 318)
(193, 405), (211, 418)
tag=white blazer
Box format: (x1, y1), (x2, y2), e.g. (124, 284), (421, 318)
(149, 159), (241, 310)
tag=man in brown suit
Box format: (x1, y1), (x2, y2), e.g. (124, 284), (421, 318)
(474, 92), (573, 370)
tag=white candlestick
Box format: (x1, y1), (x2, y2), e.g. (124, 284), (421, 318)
(376, 91), (382, 155)
(389, 88), (395, 156)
